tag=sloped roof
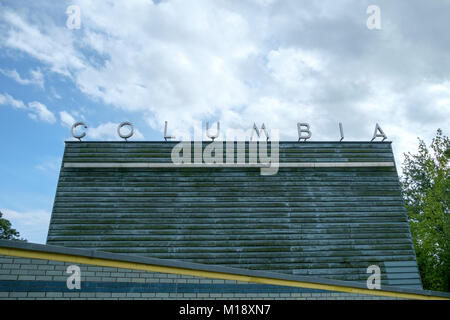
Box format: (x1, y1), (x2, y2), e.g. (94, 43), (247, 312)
(4, 239), (446, 299)
(47, 141), (423, 289)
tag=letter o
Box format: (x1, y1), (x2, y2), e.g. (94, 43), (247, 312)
(71, 122), (87, 141)
(117, 121), (134, 140)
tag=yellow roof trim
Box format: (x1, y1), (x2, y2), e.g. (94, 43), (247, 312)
(1, 247), (447, 300)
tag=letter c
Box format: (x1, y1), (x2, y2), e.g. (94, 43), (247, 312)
(71, 122), (87, 141)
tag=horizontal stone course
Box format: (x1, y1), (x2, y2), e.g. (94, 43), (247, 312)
(21, 265), (38, 270)
(0, 253), (409, 300)
(0, 258), (13, 264)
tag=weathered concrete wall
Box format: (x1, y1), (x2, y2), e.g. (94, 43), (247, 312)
(47, 141), (422, 289)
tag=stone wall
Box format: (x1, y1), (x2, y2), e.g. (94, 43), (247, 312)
(0, 254), (390, 300)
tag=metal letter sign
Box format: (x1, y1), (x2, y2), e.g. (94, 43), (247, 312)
(371, 123), (387, 142)
(71, 122), (87, 141)
(206, 122), (220, 141)
(250, 123), (270, 141)
(117, 121), (134, 141)
(69, 121), (390, 143)
(164, 121), (175, 141)
(339, 122), (344, 141)
(297, 123), (312, 141)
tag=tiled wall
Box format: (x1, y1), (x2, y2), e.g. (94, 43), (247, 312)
(0, 255), (393, 300)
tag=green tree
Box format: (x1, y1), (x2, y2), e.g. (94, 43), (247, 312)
(0, 211), (23, 240)
(401, 129), (450, 292)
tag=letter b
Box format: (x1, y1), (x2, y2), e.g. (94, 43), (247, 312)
(297, 123), (312, 141)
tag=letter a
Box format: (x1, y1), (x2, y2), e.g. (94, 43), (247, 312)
(366, 265), (381, 289)
(171, 141), (192, 164)
(371, 123), (387, 142)
(366, 5), (381, 30)
(66, 265), (81, 290)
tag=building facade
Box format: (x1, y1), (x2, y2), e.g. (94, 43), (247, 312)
(2, 140), (448, 300)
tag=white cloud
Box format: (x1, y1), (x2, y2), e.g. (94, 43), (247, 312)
(59, 110), (76, 128)
(0, 68), (44, 88)
(0, 0), (449, 171)
(0, 92), (26, 109)
(267, 48), (327, 87)
(87, 122), (145, 141)
(28, 101), (56, 123)
(1, 10), (86, 77)
(1, 208), (51, 244)
(0, 93), (59, 125)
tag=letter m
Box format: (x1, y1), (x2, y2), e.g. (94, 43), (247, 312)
(250, 123), (269, 141)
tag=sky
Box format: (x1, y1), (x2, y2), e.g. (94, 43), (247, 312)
(0, 0), (449, 244)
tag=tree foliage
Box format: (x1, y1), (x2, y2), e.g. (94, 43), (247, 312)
(0, 211), (23, 241)
(401, 129), (449, 292)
